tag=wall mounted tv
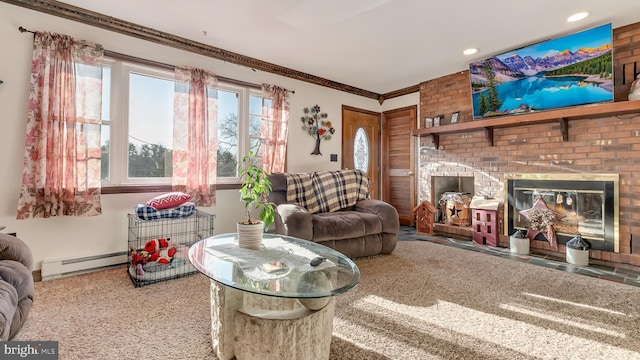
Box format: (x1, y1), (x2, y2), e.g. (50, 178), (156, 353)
(469, 23), (613, 119)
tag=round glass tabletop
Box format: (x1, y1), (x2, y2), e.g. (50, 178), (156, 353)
(189, 233), (360, 299)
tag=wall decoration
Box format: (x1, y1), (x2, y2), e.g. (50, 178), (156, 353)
(450, 111), (460, 124)
(423, 117), (432, 127)
(469, 23), (613, 119)
(301, 104), (335, 155)
(433, 114), (443, 126)
(519, 195), (566, 250)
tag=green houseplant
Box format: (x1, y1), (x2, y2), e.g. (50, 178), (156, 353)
(237, 151), (275, 248)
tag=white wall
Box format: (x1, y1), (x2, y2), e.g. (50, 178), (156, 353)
(0, 3), (417, 269)
(380, 92), (420, 115)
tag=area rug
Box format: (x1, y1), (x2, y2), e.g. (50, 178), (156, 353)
(15, 240), (640, 359)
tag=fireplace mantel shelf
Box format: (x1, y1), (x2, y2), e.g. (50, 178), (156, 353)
(411, 101), (640, 148)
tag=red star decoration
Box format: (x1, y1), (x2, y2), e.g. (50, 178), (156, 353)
(519, 197), (566, 249)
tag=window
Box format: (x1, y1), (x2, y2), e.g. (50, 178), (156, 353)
(100, 59), (267, 187)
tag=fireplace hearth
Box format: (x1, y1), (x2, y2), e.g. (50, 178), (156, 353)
(505, 173), (619, 252)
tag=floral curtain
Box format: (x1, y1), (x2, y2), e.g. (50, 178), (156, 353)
(173, 67), (218, 206)
(17, 32), (104, 219)
(261, 84), (290, 173)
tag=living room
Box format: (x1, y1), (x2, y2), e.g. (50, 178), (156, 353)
(2, 0), (640, 359)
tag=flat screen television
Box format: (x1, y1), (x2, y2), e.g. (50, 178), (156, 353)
(469, 23), (613, 119)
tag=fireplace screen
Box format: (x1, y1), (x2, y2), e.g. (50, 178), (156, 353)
(505, 174), (618, 252)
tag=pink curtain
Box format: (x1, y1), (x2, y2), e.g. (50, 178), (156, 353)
(173, 67), (218, 206)
(17, 32), (104, 219)
(261, 84), (290, 173)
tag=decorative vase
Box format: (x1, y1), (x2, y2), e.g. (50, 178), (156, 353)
(311, 132), (322, 155)
(566, 234), (590, 266)
(509, 229), (529, 255)
(236, 222), (264, 249)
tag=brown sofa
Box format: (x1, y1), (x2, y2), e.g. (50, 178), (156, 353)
(268, 170), (399, 258)
(0, 233), (34, 340)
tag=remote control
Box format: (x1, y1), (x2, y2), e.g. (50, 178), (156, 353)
(310, 257), (326, 267)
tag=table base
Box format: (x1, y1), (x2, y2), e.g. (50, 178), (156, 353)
(210, 280), (334, 360)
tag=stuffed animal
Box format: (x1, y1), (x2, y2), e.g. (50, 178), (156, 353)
(149, 247), (177, 264)
(130, 247), (151, 266)
(144, 238), (171, 252)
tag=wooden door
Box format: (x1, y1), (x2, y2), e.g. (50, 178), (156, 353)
(382, 106), (416, 226)
(342, 106), (380, 199)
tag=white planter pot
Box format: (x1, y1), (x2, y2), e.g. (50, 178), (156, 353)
(510, 236), (530, 255)
(566, 247), (589, 266)
(237, 222), (264, 249)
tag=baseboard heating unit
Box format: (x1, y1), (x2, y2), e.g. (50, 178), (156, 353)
(40, 251), (128, 281)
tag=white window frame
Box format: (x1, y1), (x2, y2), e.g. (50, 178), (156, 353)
(101, 58), (266, 188)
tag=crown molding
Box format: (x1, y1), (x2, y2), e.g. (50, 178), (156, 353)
(2, 0), (383, 100)
(379, 84), (420, 104)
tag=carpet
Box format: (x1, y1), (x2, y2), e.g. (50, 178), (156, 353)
(14, 240), (640, 359)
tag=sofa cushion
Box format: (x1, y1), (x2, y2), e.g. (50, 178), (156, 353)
(285, 173), (320, 214)
(0, 280), (18, 341)
(312, 211), (382, 242)
(0, 260), (34, 340)
(145, 192), (192, 210)
(312, 170), (370, 213)
(0, 234), (33, 270)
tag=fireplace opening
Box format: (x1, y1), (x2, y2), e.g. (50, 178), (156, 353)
(505, 173), (619, 252)
(431, 176), (474, 225)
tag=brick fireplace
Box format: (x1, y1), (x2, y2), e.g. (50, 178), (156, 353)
(417, 21), (640, 267)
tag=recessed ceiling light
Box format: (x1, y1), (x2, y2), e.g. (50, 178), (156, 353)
(463, 48), (478, 55)
(567, 12), (589, 22)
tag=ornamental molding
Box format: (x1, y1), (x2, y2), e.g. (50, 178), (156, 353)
(2, 0), (406, 101)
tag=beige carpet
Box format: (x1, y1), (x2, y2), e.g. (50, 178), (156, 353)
(15, 240), (640, 360)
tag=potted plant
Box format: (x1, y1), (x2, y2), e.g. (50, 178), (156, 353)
(237, 151), (275, 249)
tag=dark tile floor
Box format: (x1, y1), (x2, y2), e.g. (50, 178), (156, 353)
(398, 226), (640, 288)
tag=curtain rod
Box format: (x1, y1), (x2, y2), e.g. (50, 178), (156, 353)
(18, 26), (295, 94)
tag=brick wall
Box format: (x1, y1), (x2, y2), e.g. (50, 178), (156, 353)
(418, 22), (640, 267)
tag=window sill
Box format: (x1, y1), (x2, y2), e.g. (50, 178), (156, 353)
(101, 183), (241, 194)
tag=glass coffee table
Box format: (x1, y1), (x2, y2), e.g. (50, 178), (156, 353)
(189, 233), (360, 360)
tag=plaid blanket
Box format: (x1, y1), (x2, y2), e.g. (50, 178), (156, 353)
(285, 173), (320, 213)
(311, 169), (370, 213)
(135, 202), (196, 220)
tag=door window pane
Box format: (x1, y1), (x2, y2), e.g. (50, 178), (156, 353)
(354, 127), (369, 172)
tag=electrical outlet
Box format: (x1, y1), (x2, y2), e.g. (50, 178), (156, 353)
(330, 154), (338, 162)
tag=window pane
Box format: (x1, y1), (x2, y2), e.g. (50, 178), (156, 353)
(128, 73), (173, 178)
(249, 95), (264, 136)
(102, 67), (111, 120)
(74, 63), (103, 121)
(101, 125), (110, 180)
(250, 137), (263, 159)
(101, 66), (111, 181)
(217, 90), (239, 177)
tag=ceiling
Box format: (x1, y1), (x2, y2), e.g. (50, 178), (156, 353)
(54, 0), (640, 95)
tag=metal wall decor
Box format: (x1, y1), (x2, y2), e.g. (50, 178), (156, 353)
(301, 105), (335, 155)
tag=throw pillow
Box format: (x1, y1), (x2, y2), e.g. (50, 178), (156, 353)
(145, 192), (192, 210)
